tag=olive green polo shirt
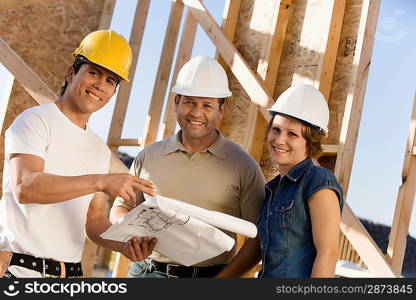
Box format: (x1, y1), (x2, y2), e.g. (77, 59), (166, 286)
(113, 130), (265, 266)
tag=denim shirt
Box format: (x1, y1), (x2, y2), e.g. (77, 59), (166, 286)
(257, 158), (344, 278)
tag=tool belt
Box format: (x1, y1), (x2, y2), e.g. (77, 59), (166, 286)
(151, 260), (225, 278)
(3, 251), (82, 278)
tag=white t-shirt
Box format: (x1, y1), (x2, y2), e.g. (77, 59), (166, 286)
(0, 103), (110, 276)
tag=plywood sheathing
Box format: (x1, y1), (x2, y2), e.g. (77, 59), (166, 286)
(319, 0), (361, 172)
(0, 0), (109, 195)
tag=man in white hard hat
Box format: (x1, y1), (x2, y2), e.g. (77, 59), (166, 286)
(109, 56), (266, 278)
(0, 30), (156, 278)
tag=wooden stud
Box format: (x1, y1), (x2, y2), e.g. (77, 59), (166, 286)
(214, 0), (241, 131)
(247, 0), (293, 160)
(107, 0), (151, 152)
(80, 239), (98, 278)
(318, 0), (347, 101)
(341, 231), (348, 259)
(109, 153), (129, 173)
(387, 184), (405, 265)
(387, 93), (416, 275)
(334, 0), (380, 196)
(111, 253), (131, 278)
(142, 0), (184, 146)
(340, 234), (348, 261)
(331, 0), (395, 277)
(216, 0), (242, 71)
(345, 239), (353, 262)
(0, 71), (14, 133)
(0, 0), (56, 9)
(256, 0), (293, 94)
(321, 144), (339, 156)
(0, 36), (58, 104)
(108, 138), (141, 147)
(182, 0), (274, 120)
(98, 0), (116, 30)
(160, 8), (198, 140)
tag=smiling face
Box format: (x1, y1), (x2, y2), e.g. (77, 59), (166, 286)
(267, 114), (308, 176)
(175, 95), (224, 149)
(64, 63), (118, 116)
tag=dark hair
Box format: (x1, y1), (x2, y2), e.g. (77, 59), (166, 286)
(218, 98), (225, 108)
(59, 56), (120, 96)
(59, 59), (86, 96)
(266, 114), (326, 158)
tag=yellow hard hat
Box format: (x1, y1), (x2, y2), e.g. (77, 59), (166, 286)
(73, 30), (132, 81)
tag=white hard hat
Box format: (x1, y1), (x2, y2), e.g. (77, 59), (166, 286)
(268, 84), (329, 135)
(172, 56), (232, 98)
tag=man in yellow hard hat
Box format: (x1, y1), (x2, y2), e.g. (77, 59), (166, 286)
(0, 30), (156, 278)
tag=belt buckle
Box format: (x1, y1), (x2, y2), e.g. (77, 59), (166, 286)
(42, 259), (46, 278)
(59, 261), (66, 278)
(166, 264), (179, 278)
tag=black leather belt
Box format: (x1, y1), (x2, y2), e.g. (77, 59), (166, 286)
(151, 260), (225, 278)
(10, 252), (83, 278)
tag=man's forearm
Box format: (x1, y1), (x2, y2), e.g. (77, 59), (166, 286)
(15, 172), (105, 204)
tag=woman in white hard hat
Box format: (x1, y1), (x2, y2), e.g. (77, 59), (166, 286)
(217, 84), (343, 278)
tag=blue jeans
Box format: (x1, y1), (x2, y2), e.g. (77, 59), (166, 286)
(127, 259), (167, 278)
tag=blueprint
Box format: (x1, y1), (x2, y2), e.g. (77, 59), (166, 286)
(100, 195), (257, 266)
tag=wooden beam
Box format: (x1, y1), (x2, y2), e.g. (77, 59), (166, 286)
(143, 0), (184, 146)
(321, 144), (339, 156)
(111, 252), (130, 278)
(318, 0), (347, 101)
(80, 239), (98, 278)
(108, 138), (141, 147)
(256, 0), (292, 94)
(341, 204), (395, 276)
(246, 0), (292, 159)
(0, 0), (56, 9)
(109, 153), (129, 173)
(182, 0), (274, 120)
(387, 184), (405, 264)
(0, 71), (14, 133)
(387, 93), (416, 275)
(214, 0), (241, 131)
(331, 0), (394, 277)
(98, 0), (116, 30)
(107, 0), (151, 153)
(160, 8), (199, 140)
(216, 0), (242, 71)
(0, 36), (58, 104)
(334, 0), (380, 196)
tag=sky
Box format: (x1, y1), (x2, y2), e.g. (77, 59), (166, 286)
(0, 0), (415, 239)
